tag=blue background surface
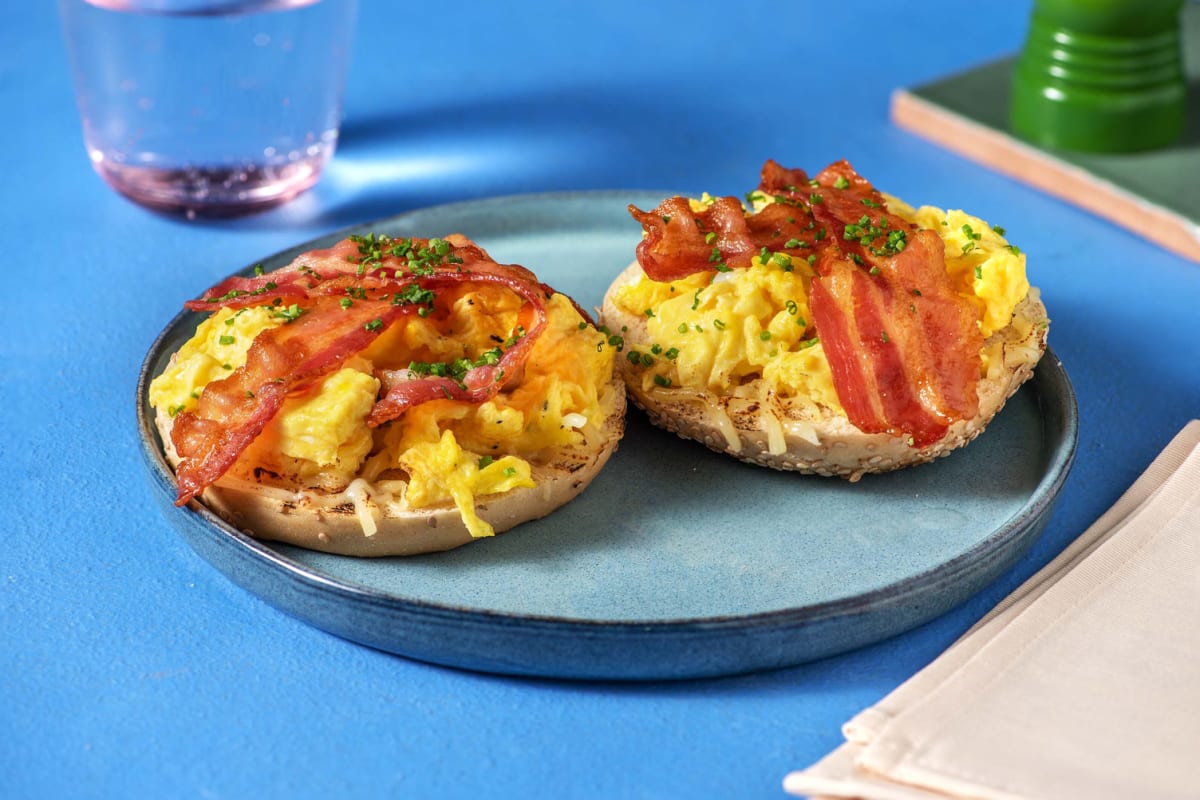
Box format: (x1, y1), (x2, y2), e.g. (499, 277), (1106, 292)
(3, 1), (1198, 798)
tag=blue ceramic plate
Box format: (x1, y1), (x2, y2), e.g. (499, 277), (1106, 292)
(137, 191), (1078, 680)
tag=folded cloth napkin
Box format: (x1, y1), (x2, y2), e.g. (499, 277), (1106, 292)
(784, 420), (1200, 800)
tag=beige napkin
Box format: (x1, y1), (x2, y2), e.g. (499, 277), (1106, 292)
(784, 420), (1200, 800)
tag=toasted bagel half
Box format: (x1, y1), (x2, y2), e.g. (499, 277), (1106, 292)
(601, 260), (1047, 480)
(149, 232), (627, 556)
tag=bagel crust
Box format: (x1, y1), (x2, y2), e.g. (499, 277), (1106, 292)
(601, 261), (1048, 481)
(157, 378), (626, 556)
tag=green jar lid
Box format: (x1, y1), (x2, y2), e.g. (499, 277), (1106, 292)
(1010, 0), (1187, 153)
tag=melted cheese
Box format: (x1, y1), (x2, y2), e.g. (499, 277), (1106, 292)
(343, 478), (378, 538)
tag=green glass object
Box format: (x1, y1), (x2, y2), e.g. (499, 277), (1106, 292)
(1011, 0), (1187, 152)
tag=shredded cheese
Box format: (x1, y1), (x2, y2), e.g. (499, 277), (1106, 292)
(762, 410), (786, 456)
(707, 403), (741, 453)
(342, 478), (378, 538)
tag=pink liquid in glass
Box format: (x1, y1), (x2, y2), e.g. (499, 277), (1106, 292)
(60, 0), (355, 217)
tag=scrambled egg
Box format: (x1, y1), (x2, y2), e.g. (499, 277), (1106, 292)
(149, 285), (615, 539)
(612, 195), (1030, 409)
(398, 430), (534, 537)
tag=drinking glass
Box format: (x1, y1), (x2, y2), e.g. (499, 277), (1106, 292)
(59, 0), (357, 217)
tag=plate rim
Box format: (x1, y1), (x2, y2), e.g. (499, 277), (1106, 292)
(136, 189), (1079, 669)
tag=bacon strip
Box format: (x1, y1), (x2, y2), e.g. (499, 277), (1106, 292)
(808, 247), (958, 446)
(627, 159), (985, 448)
(168, 237), (555, 506)
(809, 199), (982, 446)
(185, 236), (497, 313)
(171, 296), (413, 505)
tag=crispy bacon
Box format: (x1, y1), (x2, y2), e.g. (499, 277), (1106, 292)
(809, 197), (982, 446)
(758, 159), (812, 195)
(168, 236), (554, 506)
(807, 236), (978, 447)
(184, 236), (495, 312)
(627, 159), (985, 448)
(171, 295), (413, 505)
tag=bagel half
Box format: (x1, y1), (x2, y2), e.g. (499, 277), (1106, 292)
(149, 233), (626, 556)
(602, 261), (1046, 480)
(154, 382), (625, 556)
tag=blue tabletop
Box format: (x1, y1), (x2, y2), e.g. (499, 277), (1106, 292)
(4, 1), (1199, 798)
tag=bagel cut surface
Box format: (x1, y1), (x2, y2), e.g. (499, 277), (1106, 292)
(601, 171), (1049, 480)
